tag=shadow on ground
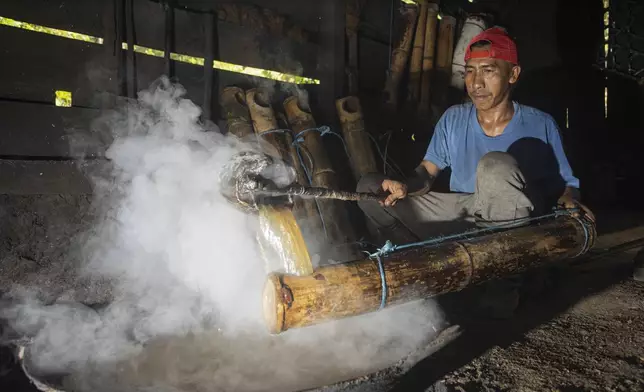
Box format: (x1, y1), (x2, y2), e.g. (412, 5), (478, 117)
(389, 251), (638, 391)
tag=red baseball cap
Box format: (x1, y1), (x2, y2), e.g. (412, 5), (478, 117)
(464, 27), (519, 65)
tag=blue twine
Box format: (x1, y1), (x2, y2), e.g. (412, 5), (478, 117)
(368, 207), (592, 311)
(375, 254), (388, 310)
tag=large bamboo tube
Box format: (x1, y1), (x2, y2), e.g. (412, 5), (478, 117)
(335, 96), (378, 181)
(283, 96), (337, 189)
(263, 215), (596, 333)
(407, 0), (429, 104)
(245, 89), (309, 190)
(382, 3), (418, 111)
(419, 3), (440, 117)
(246, 89), (317, 275)
(283, 96), (354, 244)
(451, 15), (487, 91)
(246, 89), (289, 158)
(220, 87), (254, 140)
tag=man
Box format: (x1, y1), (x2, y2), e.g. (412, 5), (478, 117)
(357, 27), (594, 317)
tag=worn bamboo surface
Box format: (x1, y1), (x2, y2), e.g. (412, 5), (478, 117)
(336, 96), (378, 181)
(220, 87), (254, 140)
(246, 89), (288, 158)
(419, 2), (440, 117)
(383, 3), (418, 111)
(263, 215), (596, 333)
(407, 0), (429, 104)
(283, 96), (336, 189)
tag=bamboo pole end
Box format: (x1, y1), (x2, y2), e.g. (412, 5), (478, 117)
(263, 273), (287, 334)
(335, 96), (362, 121)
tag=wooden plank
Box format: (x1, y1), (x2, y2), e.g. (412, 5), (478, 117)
(0, 101), (103, 158)
(0, 160), (94, 195)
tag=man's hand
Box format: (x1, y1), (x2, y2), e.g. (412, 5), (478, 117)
(557, 194), (596, 223)
(381, 179), (408, 207)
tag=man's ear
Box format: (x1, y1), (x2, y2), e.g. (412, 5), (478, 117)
(509, 65), (521, 84)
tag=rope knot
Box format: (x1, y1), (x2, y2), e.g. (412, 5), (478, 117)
(318, 125), (331, 136)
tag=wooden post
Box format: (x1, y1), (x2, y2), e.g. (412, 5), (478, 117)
(383, 3), (418, 112)
(419, 3), (440, 117)
(283, 95), (355, 245)
(345, 0), (367, 95)
(335, 96), (378, 181)
(407, 0), (429, 105)
(220, 87), (254, 140)
(263, 215), (596, 333)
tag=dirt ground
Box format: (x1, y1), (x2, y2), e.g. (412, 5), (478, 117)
(1, 195), (643, 392)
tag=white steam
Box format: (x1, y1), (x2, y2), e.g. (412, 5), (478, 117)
(2, 78), (443, 392)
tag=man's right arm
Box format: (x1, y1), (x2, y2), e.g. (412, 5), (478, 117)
(382, 112), (451, 205)
(407, 110), (451, 195)
(408, 160), (442, 196)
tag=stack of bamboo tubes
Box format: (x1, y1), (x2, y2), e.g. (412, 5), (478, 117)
(382, 1), (488, 118)
(220, 87), (361, 273)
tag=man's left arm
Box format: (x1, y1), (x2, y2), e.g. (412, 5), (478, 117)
(546, 118), (595, 222)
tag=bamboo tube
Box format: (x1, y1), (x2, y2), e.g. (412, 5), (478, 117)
(436, 16), (456, 73)
(246, 89), (317, 275)
(283, 95), (354, 244)
(335, 96), (378, 181)
(283, 96), (337, 189)
(246, 89), (288, 159)
(451, 15), (487, 91)
(220, 87), (254, 140)
(419, 3), (440, 117)
(433, 15), (456, 109)
(382, 3), (418, 111)
(407, 0), (429, 104)
(263, 215), (596, 333)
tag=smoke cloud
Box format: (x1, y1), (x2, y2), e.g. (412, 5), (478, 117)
(1, 78), (443, 392)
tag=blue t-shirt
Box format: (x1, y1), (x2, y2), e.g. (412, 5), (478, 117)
(424, 102), (579, 195)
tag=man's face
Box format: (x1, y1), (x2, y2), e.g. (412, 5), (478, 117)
(465, 45), (521, 111)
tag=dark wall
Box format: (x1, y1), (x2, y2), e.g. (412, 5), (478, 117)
(0, 0), (322, 160)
